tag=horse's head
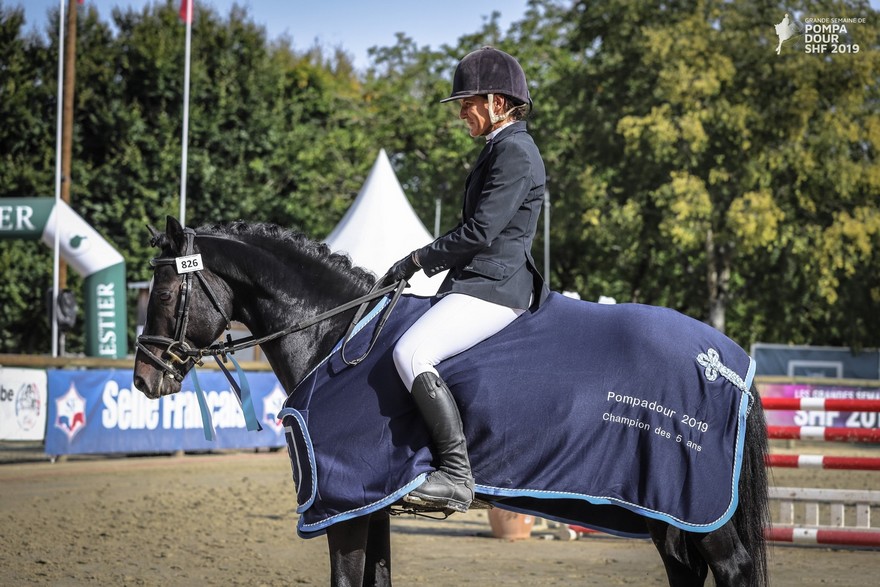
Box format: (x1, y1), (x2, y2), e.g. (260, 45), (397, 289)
(133, 216), (232, 399)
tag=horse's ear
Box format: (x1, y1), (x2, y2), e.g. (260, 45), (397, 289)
(164, 215), (186, 254)
(147, 224), (163, 247)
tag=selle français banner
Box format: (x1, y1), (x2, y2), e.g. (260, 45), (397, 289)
(45, 369), (287, 455)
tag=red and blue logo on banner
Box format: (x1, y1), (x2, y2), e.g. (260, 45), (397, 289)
(54, 383), (87, 441)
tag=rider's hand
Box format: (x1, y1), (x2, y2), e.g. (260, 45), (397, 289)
(379, 253), (421, 287)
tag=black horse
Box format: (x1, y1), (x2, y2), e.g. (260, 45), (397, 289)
(133, 217), (769, 587)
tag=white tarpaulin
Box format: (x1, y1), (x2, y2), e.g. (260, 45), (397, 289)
(325, 149), (445, 296)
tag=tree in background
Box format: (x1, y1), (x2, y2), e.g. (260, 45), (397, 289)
(543, 0), (879, 348)
(1, 0), (877, 355)
(361, 16), (513, 233)
(0, 4), (67, 351)
(84, 1), (374, 272)
(0, 0), (375, 352)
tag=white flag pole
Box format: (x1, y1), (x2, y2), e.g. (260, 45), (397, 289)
(179, 0), (193, 226)
(52, 0), (67, 358)
(543, 187), (550, 285)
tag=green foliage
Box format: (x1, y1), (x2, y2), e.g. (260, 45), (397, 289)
(541, 0), (879, 347)
(0, 4), (55, 353)
(0, 0), (877, 355)
(363, 34), (480, 231)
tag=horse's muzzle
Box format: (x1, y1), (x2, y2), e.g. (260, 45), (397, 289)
(133, 369), (181, 400)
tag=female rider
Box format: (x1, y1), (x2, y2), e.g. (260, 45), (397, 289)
(381, 46), (549, 513)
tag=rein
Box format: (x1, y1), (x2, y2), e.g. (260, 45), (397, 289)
(136, 227), (406, 439)
(209, 279), (405, 362)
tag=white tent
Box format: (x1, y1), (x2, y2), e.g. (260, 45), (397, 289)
(325, 149), (446, 296)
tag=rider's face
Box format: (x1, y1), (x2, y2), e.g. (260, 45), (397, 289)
(458, 96), (492, 137)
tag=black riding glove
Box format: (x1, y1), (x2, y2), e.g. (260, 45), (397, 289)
(380, 253), (421, 287)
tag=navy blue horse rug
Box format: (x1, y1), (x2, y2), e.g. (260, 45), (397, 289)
(279, 291), (756, 539)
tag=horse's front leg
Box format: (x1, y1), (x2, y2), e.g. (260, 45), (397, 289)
(326, 512), (391, 587)
(364, 509), (391, 586)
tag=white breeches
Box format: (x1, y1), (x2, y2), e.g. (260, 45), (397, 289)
(393, 293), (526, 391)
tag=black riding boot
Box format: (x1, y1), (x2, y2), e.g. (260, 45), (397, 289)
(404, 372), (475, 513)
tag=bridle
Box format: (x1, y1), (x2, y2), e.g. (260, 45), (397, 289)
(135, 227), (405, 385)
(135, 228), (230, 382)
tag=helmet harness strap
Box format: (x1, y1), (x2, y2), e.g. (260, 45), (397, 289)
(486, 93), (518, 125)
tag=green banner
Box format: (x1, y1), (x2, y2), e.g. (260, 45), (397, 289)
(84, 263), (129, 358)
(0, 198), (54, 239)
(1, 197), (128, 358)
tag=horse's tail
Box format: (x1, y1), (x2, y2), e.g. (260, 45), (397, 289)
(734, 383), (770, 587)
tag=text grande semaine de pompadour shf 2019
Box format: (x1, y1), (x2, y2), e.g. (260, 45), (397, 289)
(803, 17), (865, 54)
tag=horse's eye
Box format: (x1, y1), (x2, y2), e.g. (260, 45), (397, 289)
(158, 291), (173, 303)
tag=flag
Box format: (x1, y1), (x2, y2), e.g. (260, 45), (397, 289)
(179, 0), (192, 23)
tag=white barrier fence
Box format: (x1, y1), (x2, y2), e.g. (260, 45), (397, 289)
(762, 386), (880, 548)
(767, 486), (880, 547)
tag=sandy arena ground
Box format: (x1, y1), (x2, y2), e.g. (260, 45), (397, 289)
(1, 441), (878, 586)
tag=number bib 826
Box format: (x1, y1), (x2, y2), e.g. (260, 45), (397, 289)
(175, 253), (203, 274)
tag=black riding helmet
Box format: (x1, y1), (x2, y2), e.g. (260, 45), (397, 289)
(440, 46), (532, 109)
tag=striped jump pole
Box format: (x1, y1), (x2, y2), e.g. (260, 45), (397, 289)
(762, 398), (880, 412)
(766, 526), (880, 548)
(762, 396), (880, 548)
(767, 426), (880, 443)
(766, 454), (880, 471)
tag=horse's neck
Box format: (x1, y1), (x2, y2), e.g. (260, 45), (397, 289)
(213, 242), (371, 392)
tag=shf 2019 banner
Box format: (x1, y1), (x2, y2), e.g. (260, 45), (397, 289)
(45, 369), (287, 455)
(760, 382), (880, 428)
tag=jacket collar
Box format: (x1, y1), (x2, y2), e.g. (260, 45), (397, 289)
(487, 120), (527, 144)
(464, 121), (528, 198)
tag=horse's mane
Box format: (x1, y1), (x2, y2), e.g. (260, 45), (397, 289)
(195, 221), (377, 290)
